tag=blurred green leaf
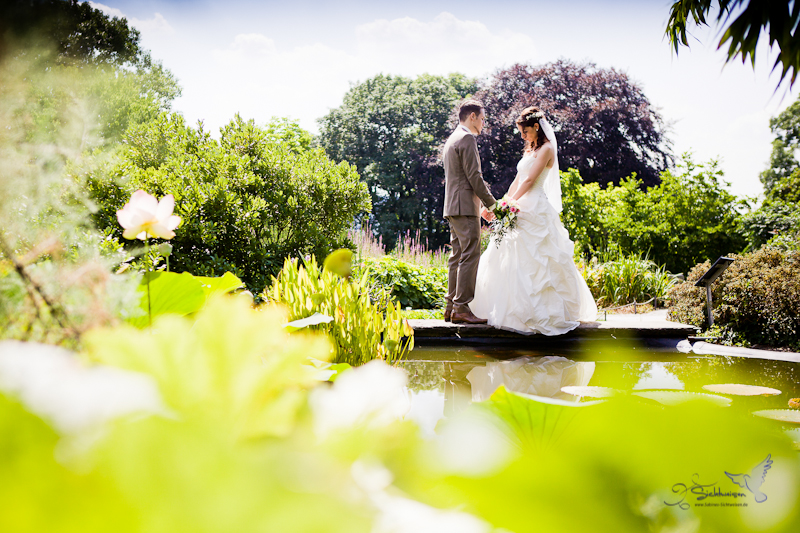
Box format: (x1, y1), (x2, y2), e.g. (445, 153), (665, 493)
(129, 271), (205, 328)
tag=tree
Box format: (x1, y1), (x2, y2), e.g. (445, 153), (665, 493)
(473, 60), (671, 195)
(666, 0), (800, 87)
(1, 1), (180, 143)
(605, 155), (747, 274)
(741, 97), (800, 249)
(318, 73), (479, 249)
(0, 0), (141, 65)
(85, 114), (371, 291)
(761, 95), (800, 192)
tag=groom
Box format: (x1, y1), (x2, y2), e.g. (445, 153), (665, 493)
(442, 100), (497, 324)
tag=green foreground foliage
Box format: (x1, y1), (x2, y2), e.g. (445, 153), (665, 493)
(669, 245), (800, 349)
(86, 113), (371, 291)
(2, 304), (799, 532)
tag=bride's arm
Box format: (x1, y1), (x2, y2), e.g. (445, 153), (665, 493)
(506, 176), (520, 199)
(509, 145), (553, 201)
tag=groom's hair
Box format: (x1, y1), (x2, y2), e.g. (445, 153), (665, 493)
(458, 100), (484, 122)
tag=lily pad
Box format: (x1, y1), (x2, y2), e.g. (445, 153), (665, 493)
(785, 428), (800, 450)
(633, 390), (731, 407)
(753, 409), (800, 424)
(702, 383), (781, 396)
(284, 312), (334, 332)
(561, 386), (619, 398)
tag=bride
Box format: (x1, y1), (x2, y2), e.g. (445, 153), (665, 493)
(469, 106), (598, 335)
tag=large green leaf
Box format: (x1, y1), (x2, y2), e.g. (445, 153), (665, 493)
(129, 272), (206, 328)
(475, 385), (601, 452)
(194, 272), (245, 301)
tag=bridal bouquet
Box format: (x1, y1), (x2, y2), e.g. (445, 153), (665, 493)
(490, 196), (520, 246)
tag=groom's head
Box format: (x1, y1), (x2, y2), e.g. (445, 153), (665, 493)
(459, 100), (485, 135)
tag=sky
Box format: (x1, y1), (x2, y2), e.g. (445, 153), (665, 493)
(90, 0), (798, 199)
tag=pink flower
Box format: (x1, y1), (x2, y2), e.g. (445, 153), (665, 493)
(116, 190), (181, 240)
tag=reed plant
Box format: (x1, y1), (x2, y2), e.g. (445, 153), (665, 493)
(349, 225), (449, 310)
(267, 255), (413, 365)
(582, 252), (677, 308)
(347, 223), (385, 262)
(393, 230), (449, 270)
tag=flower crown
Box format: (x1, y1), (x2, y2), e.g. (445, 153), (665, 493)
(523, 110), (544, 123)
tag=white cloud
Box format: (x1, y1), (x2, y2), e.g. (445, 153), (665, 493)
(185, 12), (535, 133)
(90, 2), (175, 36)
(355, 12), (535, 76)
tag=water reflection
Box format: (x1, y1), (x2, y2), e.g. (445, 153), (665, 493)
(632, 362), (684, 390)
(398, 347), (800, 423)
(466, 356), (595, 402)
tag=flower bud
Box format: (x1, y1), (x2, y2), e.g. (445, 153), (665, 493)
(158, 243), (173, 257)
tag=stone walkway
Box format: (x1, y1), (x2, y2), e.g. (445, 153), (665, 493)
(408, 309), (697, 344)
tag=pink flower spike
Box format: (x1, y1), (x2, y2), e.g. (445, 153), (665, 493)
(116, 190), (181, 241)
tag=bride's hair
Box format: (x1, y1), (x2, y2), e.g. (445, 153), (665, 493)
(515, 106), (548, 152)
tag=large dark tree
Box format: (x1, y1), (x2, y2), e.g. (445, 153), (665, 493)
(0, 0), (141, 64)
(319, 73), (478, 249)
(472, 60), (672, 193)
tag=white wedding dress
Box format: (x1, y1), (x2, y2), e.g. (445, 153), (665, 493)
(469, 153), (598, 335)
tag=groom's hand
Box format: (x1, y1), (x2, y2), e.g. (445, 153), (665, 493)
(481, 207), (495, 222)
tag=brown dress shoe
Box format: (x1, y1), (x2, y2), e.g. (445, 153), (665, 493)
(451, 310), (488, 325)
(444, 307), (453, 322)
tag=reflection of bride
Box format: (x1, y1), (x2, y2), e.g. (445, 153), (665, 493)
(466, 356), (595, 402)
(470, 106), (597, 335)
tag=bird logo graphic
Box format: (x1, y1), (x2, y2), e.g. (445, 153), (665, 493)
(726, 454), (772, 503)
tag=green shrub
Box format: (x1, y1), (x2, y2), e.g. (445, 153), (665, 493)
(561, 155), (748, 274)
(267, 255), (413, 365)
(668, 247), (800, 349)
(716, 247), (800, 349)
(84, 114), (371, 292)
(361, 256), (446, 309)
(666, 261), (710, 327)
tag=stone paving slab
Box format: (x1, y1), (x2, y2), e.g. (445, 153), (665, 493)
(408, 315), (698, 342)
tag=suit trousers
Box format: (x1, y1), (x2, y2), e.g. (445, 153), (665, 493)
(445, 215), (481, 313)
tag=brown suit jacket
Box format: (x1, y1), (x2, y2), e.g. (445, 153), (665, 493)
(442, 125), (496, 217)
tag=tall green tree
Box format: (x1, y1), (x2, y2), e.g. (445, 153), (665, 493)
(318, 73), (478, 249)
(666, 0), (800, 87)
(761, 96), (800, 192)
(740, 97), (800, 249)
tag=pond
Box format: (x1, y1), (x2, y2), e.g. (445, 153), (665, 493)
(397, 339), (800, 437)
